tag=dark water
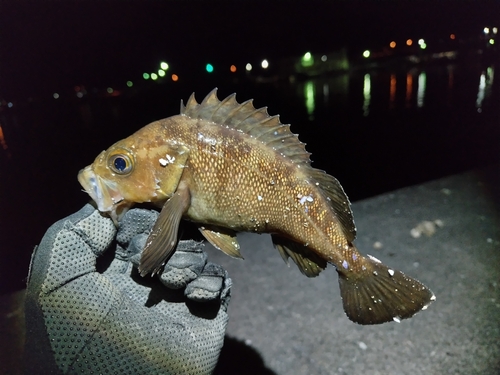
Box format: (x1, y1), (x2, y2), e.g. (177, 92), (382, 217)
(1, 60), (498, 294)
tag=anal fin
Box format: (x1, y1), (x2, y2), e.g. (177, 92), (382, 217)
(139, 183), (190, 276)
(271, 235), (326, 277)
(338, 254), (436, 325)
(199, 226), (243, 259)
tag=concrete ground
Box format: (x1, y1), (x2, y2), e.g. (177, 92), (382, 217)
(2, 165), (499, 374)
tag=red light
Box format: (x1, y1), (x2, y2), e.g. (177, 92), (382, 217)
(450, 34), (456, 40)
(172, 74), (179, 82)
(230, 65), (237, 73)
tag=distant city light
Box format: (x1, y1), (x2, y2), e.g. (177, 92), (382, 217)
(143, 73), (150, 80)
(126, 81), (133, 87)
(107, 87), (113, 94)
(261, 59), (269, 69)
(206, 63), (214, 73)
(160, 62), (169, 70)
(484, 27), (490, 34)
(321, 55), (327, 62)
(53, 93), (59, 99)
(74, 86), (81, 92)
(489, 39), (495, 45)
(76, 92), (83, 98)
(420, 42), (427, 49)
(362, 50), (370, 58)
(390, 41), (396, 48)
(171, 74), (178, 82)
(493, 27), (498, 34)
(450, 34), (456, 40)
(245, 63), (252, 71)
(158, 69), (166, 77)
(418, 39), (425, 45)
(151, 73), (158, 80)
(301, 52), (314, 67)
(7, 102), (13, 108)
(230, 65), (237, 73)
(406, 39), (413, 46)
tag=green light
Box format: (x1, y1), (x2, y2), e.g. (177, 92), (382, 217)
(489, 39), (495, 45)
(158, 69), (166, 77)
(160, 62), (169, 70)
(107, 87), (113, 94)
(363, 50), (370, 58)
(206, 63), (214, 73)
(143, 73), (150, 80)
(420, 42), (427, 49)
(151, 73), (158, 80)
(126, 81), (133, 87)
(301, 52), (314, 67)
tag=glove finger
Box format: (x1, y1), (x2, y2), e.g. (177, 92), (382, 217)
(116, 208), (158, 246)
(159, 240), (207, 289)
(184, 262), (227, 302)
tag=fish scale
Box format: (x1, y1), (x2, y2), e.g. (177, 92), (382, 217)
(78, 88), (435, 325)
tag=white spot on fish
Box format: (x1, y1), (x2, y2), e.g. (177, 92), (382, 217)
(257, 195), (263, 201)
(388, 269), (395, 276)
(159, 158), (168, 167)
(274, 131), (278, 135)
(393, 317), (401, 323)
(373, 271), (378, 276)
(367, 254), (382, 263)
(352, 253), (358, 261)
(358, 342), (368, 350)
(342, 260), (348, 269)
(430, 294), (436, 301)
(361, 265), (366, 271)
(306, 195), (313, 202)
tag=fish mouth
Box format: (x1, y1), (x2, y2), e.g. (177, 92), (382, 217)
(78, 166), (128, 223)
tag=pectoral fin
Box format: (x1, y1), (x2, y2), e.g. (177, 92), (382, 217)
(199, 226), (243, 259)
(139, 183), (191, 276)
(271, 235), (327, 277)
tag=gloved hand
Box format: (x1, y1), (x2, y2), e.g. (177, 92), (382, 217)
(24, 204), (232, 375)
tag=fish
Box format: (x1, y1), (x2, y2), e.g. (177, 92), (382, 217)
(78, 88), (435, 325)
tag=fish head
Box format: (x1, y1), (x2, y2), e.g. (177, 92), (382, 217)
(78, 131), (190, 223)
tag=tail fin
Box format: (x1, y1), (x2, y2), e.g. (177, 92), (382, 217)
(338, 255), (435, 325)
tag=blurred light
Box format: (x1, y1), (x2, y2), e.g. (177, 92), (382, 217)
(172, 74), (178, 82)
(493, 27), (498, 34)
(301, 52), (314, 67)
(160, 62), (169, 70)
(158, 69), (166, 77)
(305, 81), (315, 118)
(389, 74), (396, 108)
(484, 27), (490, 34)
(450, 34), (456, 40)
(7, 102), (13, 108)
(143, 73), (150, 80)
(321, 55), (327, 62)
(53, 93), (59, 99)
(74, 86), (81, 92)
(362, 74), (371, 116)
(261, 59), (269, 69)
(417, 72), (426, 108)
(245, 63), (252, 71)
(206, 63), (214, 73)
(406, 39), (413, 46)
(362, 50), (370, 58)
(151, 73), (158, 80)
(230, 65), (237, 73)
(420, 42), (427, 49)
(107, 87), (113, 94)
(489, 39), (495, 45)
(418, 39), (424, 45)
(126, 81), (133, 87)
(390, 41), (396, 48)
(76, 92), (83, 98)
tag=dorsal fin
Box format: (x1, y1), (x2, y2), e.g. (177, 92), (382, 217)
(180, 88), (311, 165)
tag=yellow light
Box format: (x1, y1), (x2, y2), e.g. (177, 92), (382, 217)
(151, 73), (158, 80)
(493, 27), (498, 34)
(390, 41), (396, 48)
(230, 65), (237, 73)
(160, 62), (169, 70)
(489, 39), (495, 45)
(406, 39), (413, 46)
(158, 69), (166, 77)
(261, 59), (269, 69)
(484, 27), (490, 34)
(172, 74), (178, 82)
(362, 50), (370, 58)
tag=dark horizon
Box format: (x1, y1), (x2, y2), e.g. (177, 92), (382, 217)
(1, 1), (499, 100)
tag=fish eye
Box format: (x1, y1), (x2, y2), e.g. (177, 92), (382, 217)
(108, 154), (133, 174)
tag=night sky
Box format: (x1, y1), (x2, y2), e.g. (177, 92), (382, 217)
(1, 1), (498, 101)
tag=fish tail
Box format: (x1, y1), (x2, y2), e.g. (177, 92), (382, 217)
(337, 254), (435, 325)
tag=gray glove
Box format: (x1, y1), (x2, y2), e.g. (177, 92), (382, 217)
(24, 204), (231, 374)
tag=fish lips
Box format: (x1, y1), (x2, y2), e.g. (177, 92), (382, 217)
(78, 166), (127, 223)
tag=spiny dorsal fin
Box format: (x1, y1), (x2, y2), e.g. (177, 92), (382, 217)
(180, 88), (311, 165)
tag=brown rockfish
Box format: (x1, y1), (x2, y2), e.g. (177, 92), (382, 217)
(78, 89), (435, 324)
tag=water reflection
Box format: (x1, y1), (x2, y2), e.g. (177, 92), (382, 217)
(405, 72), (413, 108)
(0, 123), (11, 159)
(362, 74), (371, 116)
(389, 74), (396, 109)
(304, 81), (315, 119)
(417, 72), (426, 108)
(476, 65), (495, 112)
